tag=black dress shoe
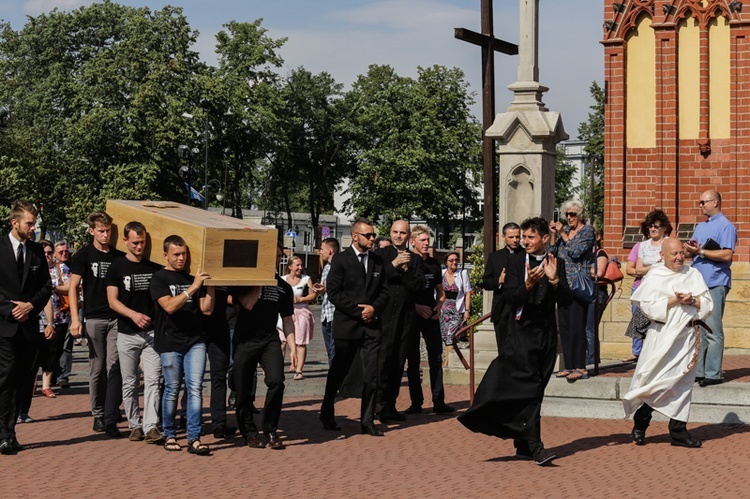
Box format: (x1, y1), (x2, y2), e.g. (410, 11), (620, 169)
(0, 438), (14, 455)
(213, 425), (238, 438)
(699, 378), (723, 387)
(320, 416), (341, 431)
(404, 405), (422, 415)
(378, 409), (405, 422)
(671, 436), (702, 448)
(532, 447), (557, 466)
(631, 428), (646, 446)
(245, 432), (267, 449)
(9, 436), (23, 452)
(264, 432), (285, 450)
(695, 377), (705, 383)
(433, 403), (456, 414)
(361, 425), (384, 437)
(105, 424), (125, 438)
(93, 417), (106, 433)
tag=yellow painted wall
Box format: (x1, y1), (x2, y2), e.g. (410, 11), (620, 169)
(678, 16), (700, 139)
(626, 15), (656, 148)
(709, 16), (730, 139)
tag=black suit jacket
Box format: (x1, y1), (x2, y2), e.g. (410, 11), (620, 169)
(482, 247), (523, 323)
(0, 236), (52, 340)
(327, 246), (390, 341)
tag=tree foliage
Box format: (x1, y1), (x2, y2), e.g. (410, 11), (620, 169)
(577, 81), (605, 229)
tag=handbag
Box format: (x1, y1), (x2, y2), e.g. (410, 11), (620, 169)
(603, 257), (624, 282)
(570, 270), (596, 303)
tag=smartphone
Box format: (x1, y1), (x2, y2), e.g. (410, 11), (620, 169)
(553, 209), (559, 223)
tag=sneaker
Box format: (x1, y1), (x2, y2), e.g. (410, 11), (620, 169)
(105, 424), (124, 438)
(144, 428), (164, 445)
(17, 413), (33, 424)
(93, 417), (106, 433)
(129, 428), (145, 441)
(532, 447), (557, 466)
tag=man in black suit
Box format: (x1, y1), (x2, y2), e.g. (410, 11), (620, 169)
(482, 222), (522, 353)
(0, 200), (52, 454)
(320, 218), (390, 436)
(373, 220), (424, 421)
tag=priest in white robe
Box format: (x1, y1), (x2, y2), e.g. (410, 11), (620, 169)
(622, 238), (713, 448)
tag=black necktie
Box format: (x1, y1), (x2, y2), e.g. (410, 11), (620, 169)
(16, 243), (24, 280)
(358, 253), (367, 273)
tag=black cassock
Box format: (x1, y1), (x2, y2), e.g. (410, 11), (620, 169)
(458, 253), (572, 450)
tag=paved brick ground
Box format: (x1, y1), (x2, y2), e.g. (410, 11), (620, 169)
(4, 307), (750, 498)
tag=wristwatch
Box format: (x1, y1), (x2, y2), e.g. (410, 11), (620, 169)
(699, 249), (705, 258)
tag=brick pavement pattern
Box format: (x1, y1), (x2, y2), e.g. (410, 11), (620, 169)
(4, 306), (750, 498)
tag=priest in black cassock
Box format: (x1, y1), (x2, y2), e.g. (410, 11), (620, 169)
(458, 217), (572, 466)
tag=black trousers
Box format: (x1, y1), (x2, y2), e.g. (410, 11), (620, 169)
(233, 338), (284, 436)
(633, 403), (690, 438)
(406, 316), (445, 408)
(557, 299), (588, 370)
(0, 333), (39, 439)
(207, 335), (231, 430)
(321, 332), (381, 427)
(378, 316), (415, 412)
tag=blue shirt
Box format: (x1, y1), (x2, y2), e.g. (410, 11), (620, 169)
(691, 212), (737, 288)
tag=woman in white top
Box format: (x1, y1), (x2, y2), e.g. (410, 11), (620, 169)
(282, 256), (317, 380)
(635, 209), (672, 278)
(440, 251), (472, 366)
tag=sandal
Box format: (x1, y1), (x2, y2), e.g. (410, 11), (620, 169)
(622, 355), (639, 363)
(293, 372), (304, 380)
(555, 370), (573, 378)
(163, 438), (181, 452)
(187, 439), (211, 456)
(566, 369), (590, 383)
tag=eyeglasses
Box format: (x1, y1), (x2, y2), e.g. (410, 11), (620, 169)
(565, 212), (578, 217)
(648, 224), (662, 229)
(356, 232), (377, 239)
(56, 249), (69, 254)
(698, 199), (715, 206)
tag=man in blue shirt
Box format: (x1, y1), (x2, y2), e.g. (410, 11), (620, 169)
(683, 190), (737, 387)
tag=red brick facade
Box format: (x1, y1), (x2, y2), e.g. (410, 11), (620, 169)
(602, 0), (748, 261)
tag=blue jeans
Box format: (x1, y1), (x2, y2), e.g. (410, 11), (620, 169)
(321, 320), (335, 366)
(697, 285), (728, 380)
(161, 342), (206, 442)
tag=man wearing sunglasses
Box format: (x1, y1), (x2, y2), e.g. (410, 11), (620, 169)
(320, 219), (390, 436)
(683, 190), (737, 387)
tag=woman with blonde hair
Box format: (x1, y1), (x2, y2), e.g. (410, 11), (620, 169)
(282, 256), (317, 379)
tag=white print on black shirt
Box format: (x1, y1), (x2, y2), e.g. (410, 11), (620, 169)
(124, 273), (153, 292)
(90, 260), (113, 279)
(261, 286), (284, 303)
(169, 284), (191, 301)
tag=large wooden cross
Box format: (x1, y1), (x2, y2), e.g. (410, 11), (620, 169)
(455, 0), (517, 256)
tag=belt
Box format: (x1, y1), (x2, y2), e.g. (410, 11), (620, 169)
(688, 319), (713, 335)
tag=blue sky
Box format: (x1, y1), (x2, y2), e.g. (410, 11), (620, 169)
(0, 0), (603, 138)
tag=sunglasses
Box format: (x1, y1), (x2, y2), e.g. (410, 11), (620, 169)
(649, 224), (662, 229)
(565, 212), (578, 217)
(356, 232), (377, 239)
(698, 199), (715, 206)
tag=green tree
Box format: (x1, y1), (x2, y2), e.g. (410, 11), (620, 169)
(577, 81), (605, 229)
(555, 146), (577, 208)
(343, 64), (482, 227)
(271, 67), (352, 246)
(0, 1), (207, 241)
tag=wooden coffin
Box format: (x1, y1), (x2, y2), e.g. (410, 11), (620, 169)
(105, 200), (278, 286)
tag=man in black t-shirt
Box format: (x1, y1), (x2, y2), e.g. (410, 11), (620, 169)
(68, 211), (125, 437)
(405, 226), (455, 415)
(232, 244), (296, 450)
(150, 235), (214, 455)
(106, 221), (163, 444)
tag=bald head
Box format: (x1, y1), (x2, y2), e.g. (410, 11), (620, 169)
(660, 238), (685, 272)
(700, 190), (721, 217)
(390, 220), (410, 250)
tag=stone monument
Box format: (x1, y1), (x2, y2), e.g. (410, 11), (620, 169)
(446, 0), (568, 383)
